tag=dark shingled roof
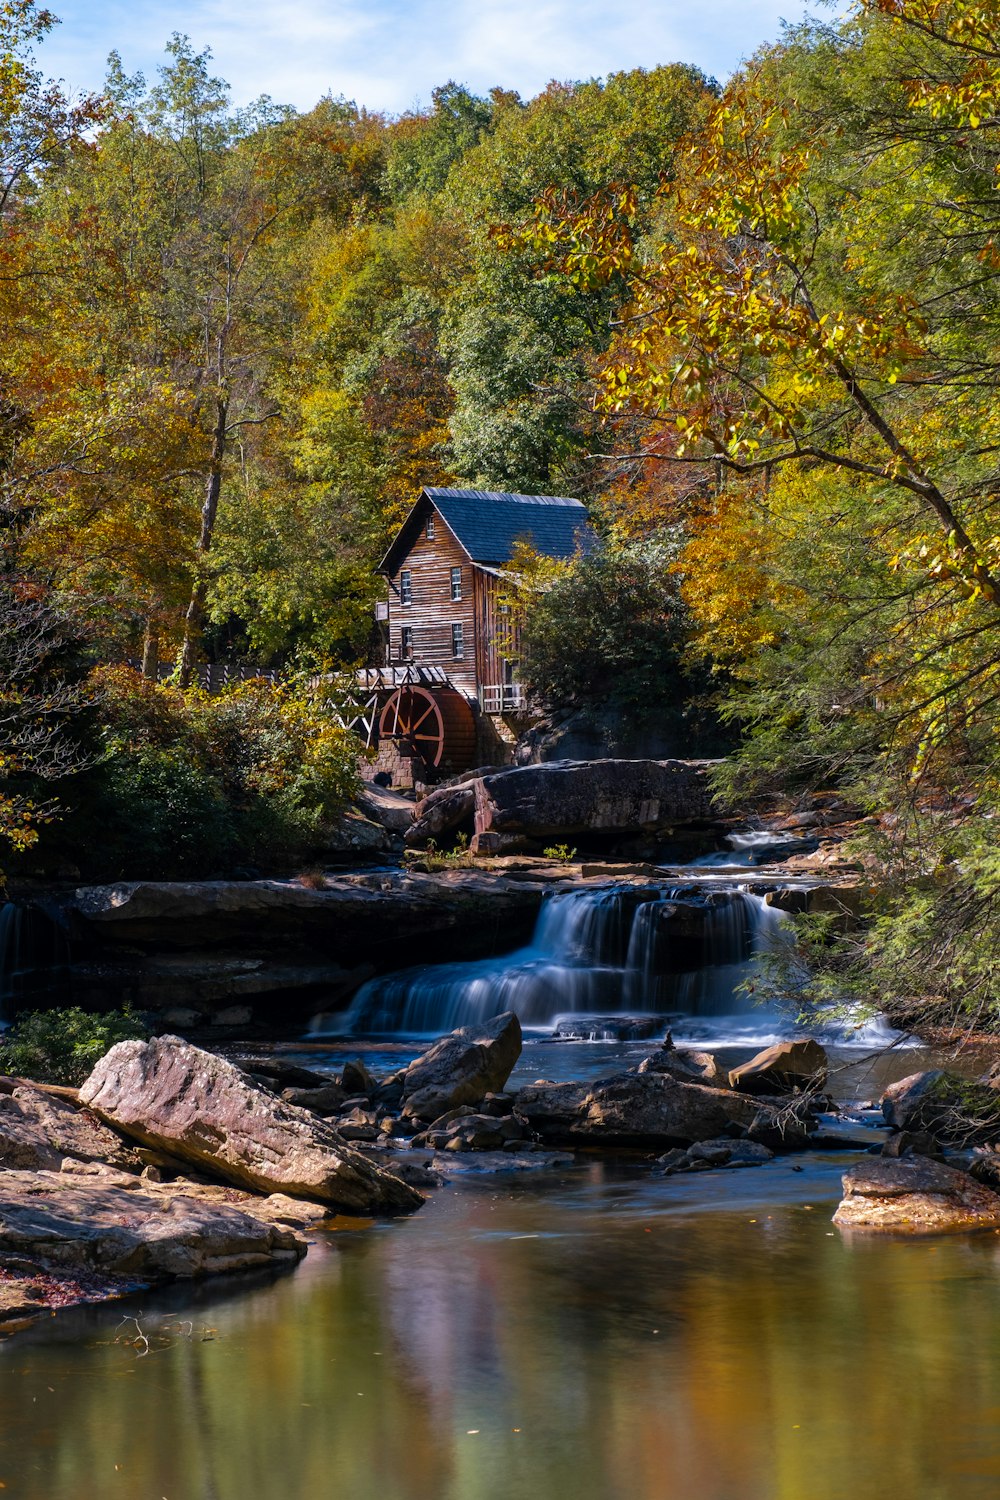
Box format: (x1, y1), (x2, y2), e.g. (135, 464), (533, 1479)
(379, 487), (592, 574)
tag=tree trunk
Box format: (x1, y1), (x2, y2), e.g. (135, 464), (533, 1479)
(140, 620), (159, 681)
(178, 392), (228, 689)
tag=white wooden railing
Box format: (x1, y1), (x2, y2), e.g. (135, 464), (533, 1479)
(480, 682), (526, 714)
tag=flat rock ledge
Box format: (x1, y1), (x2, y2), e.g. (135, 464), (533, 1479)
(833, 1157), (1000, 1234)
(0, 1168), (308, 1333)
(80, 1035), (424, 1216)
(0, 1170), (307, 1277)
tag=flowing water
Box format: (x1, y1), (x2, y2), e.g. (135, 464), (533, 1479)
(340, 883), (797, 1038)
(5, 1156), (1000, 1500)
(335, 874), (896, 1057)
(6, 866), (991, 1497)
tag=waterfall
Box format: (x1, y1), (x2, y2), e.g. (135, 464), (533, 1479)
(339, 884), (791, 1037)
(0, 903), (72, 1022)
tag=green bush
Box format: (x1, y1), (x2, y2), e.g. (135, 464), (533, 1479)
(63, 668), (361, 879)
(517, 534), (719, 739)
(0, 1007), (149, 1086)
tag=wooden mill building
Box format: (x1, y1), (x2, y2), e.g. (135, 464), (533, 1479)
(364, 487), (590, 779)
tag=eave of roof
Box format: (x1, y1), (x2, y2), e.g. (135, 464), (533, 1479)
(377, 487), (590, 575)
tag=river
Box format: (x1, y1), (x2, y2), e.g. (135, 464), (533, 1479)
(4, 1149), (1000, 1499)
(2, 859), (997, 1497)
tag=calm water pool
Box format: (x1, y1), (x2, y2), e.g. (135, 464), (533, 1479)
(4, 1152), (1000, 1500)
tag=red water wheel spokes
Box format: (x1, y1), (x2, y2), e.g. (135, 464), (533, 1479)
(378, 686), (446, 767)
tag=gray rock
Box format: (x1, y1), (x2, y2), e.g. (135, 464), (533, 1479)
(746, 1096), (815, 1150)
(473, 759), (719, 840)
(0, 1087), (139, 1173)
(638, 1047), (728, 1088)
(341, 1058), (378, 1097)
(63, 875), (546, 1009)
(654, 1137), (775, 1175)
(79, 1035), (424, 1216)
(728, 1039), (828, 1095)
(161, 1008), (204, 1028)
(405, 784), (475, 847)
(357, 783), (416, 835)
(0, 1170), (306, 1278)
(834, 1156), (1000, 1234)
(212, 1005), (253, 1027)
(423, 1113), (525, 1152)
(240, 1058), (334, 1090)
(338, 1108), (379, 1142)
(514, 1071), (761, 1148)
(555, 1015), (660, 1042)
(280, 1082), (347, 1116)
(480, 1092), (517, 1117)
(401, 1011), (522, 1121)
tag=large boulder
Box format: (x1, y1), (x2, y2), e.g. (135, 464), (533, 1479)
(0, 1170), (306, 1278)
(728, 1039), (828, 1095)
(833, 1157), (1000, 1234)
(473, 759), (718, 840)
(79, 1036), (424, 1215)
(881, 1071), (1000, 1144)
(63, 873), (546, 1001)
(405, 784), (476, 847)
(401, 1012), (522, 1121)
(514, 1071), (762, 1148)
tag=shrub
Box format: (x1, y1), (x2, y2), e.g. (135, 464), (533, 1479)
(514, 534), (719, 741)
(64, 668), (361, 879)
(0, 1006), (149, 1086)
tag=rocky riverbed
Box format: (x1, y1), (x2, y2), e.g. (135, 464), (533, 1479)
(2, 1011), (1000, 1336)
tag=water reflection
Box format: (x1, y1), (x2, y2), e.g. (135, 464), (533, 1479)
(4, 1160), (1000, 1499)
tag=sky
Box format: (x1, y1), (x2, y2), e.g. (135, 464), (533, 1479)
(35, 0), (825, 116)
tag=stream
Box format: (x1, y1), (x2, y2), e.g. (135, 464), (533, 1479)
(5, 1155), (1000, 1499)
(3, 851), (999, 1497)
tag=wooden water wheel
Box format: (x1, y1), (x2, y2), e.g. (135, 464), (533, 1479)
(378, 685), (477, 771)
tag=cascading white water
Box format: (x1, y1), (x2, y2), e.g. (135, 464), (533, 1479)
(338, 884), (791, 1036)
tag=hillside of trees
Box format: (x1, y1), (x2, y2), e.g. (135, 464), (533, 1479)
(3, 0), (1000, 1027)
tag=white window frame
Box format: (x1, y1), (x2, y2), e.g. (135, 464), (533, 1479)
(399, 569), (412, 605)
(450, 566), (463, 602)
(425, 516), (436, 540)
(451, 622), (464, 659)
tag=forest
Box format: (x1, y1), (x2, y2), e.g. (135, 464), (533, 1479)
(3, 0), (1000, 1031)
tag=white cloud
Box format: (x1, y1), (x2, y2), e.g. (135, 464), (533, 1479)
(37, 0), (820, 113)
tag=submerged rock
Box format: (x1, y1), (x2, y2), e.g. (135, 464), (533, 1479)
(833, 1156), (1000, 1234)
(401, 1011), (522, 1121)
(79, 1035), (424, 1216)
(728, 1039), (828, 1095)
(654, 1137), (774, 1174)
(514, 1071), (761, 1148)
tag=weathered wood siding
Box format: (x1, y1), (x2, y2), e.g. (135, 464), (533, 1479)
(385, 504), (479, 697)
(474, 571), (518, 691)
